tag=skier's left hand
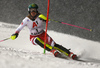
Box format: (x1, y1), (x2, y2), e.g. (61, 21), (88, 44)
(39, 14), (50, 21)
(39, 14), (47, 20)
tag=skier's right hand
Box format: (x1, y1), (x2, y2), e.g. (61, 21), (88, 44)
(10, 33), (18, 40)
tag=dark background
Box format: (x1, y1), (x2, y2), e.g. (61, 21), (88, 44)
(0, 0), (100, 42)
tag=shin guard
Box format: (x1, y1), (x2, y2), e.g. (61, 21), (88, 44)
(35, 37), (53, 51)
(54, 44), (70, 56)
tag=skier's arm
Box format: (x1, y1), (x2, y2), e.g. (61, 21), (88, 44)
(15, 22), (26, 34)
(11, 21), (27, 40)
(39, 14), (50, 23)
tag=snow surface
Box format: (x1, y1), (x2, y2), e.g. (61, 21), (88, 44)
(0, 22), (100, 68)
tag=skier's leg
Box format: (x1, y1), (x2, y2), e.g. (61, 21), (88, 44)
(35, 37), (77, 59)
(35, 37), (52, 51)
(34, 37), (62, 57)
(30, 32), (77, 59)
(54, 44), (78, 60)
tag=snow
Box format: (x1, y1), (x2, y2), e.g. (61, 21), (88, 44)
(0, 22), (100, 68)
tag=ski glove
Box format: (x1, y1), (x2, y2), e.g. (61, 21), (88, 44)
(39, 14), (50, 21)
(10, 33), (18, 40)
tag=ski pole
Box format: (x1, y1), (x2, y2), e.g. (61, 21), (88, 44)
(0, 38), (10, 42)
(50, 19), (92, 31)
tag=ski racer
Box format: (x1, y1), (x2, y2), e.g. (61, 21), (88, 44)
(10, 3), (78, 60)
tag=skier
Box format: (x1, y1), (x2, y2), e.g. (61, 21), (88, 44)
(10, 3), (78, 60)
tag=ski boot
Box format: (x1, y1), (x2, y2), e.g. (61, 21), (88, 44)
(50, 49), (62, 57)
(68, 52), (78, 60)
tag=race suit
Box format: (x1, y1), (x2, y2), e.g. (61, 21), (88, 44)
(15, 15), (55, 49)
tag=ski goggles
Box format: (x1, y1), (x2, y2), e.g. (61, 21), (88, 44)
(30, 9), (37, 13)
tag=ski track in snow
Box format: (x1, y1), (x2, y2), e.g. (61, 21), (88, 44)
(0, 22), (100, 68)
(0, 46), (100, 68)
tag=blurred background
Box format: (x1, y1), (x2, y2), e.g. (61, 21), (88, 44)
(0, 0), (100, 42)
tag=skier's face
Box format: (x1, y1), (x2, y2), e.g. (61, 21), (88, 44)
(30, 9), (37, 17)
